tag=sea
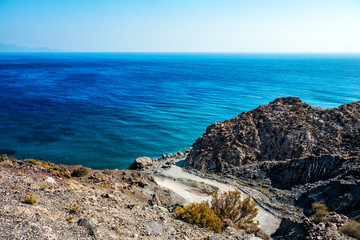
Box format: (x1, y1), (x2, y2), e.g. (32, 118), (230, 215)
(0, 53), (359, 169)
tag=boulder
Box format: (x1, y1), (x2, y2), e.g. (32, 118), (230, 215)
(144, 221), (163, 235)
(130, 157), (153, 170)
(77, 218), (97, 236)
(44, 177), (56, 184)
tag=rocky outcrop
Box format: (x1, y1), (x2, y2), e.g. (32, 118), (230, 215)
(295, 169), (360, 220)
(130, 156), (154, 170)
(272, 214), (349, 240)
(184, 97), (360, 172)
(263, 155), (346, 189)
(183, 97), (360, 232)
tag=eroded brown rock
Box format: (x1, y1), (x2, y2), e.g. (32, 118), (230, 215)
(184, 97), (360, 172)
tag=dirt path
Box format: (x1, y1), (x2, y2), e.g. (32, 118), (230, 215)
(151, 163), (281, 235)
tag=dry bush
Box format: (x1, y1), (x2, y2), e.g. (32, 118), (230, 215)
(1, 154), (16, 163)
(258, 187), (271, 196)
(311, 203), (329, 223)
(22, 191), (38, 205)
(242, 223), (271, 240)
(72, 166), (90, 177)
(211, 189), (258, 227)
(25, 159), (71, 178)
(175, 202), (222, 233)
(12, 183), (19, 190)
(68, 202), (80, 214)
(341, 220), (360, 239)
(102, 169), (112, 175)
(39, 183), (47, 191)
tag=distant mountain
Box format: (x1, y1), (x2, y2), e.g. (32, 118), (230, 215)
(0, 43), (63, 52)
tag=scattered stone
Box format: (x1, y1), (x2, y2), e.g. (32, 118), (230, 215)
(144, 221), (164, 235)
(44, 177), (56, 184)
(77, 218), (97, 235)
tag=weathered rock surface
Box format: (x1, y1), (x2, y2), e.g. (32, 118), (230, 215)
(184, 97), (360, 172)
(182, 97), (360, 239)
(0, 155), (256, 239)
(0, 158), (235, 240)
(130, 156), (154, 170)
(272, 214), (349, 240)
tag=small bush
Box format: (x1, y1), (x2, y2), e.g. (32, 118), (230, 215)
(102, 169), (112, 175)
(39, 183), (47, 191)
(68, 202), (80, 214)
(176, 202), (222, 233)
(1, 154), (16, 163)
(258, 187), (271, 195)
(12, 183), (19, 190)
(311, 203), (329, 223)
(211, 189), (258, 227)
(72, 166), (90, 177)
(22, 191), (38, 205)
(25, 159), (71, 178)
(341, 220), (360, 239)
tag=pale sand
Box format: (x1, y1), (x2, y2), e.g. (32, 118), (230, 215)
(154, 165), (281, 235)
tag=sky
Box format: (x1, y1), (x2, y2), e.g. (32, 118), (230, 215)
(0, 0), (360, 52)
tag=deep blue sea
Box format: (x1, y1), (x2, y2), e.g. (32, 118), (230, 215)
(0, 53), (359, 169)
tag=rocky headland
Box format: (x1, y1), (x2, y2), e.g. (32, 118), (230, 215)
(183, 97), (360, 239)
(1, 97), (359, 239)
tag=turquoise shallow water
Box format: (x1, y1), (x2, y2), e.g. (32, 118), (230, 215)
(0, 53), (359, 169)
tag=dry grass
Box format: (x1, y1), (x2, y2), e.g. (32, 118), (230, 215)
(22, 191), (38, 205)
(72, 166), (90, 177)
(39, 183), (47, 191)
(24, 159), (71, 178)
(68, 202), (80, 214)
(176, 202), (222, 233)
(258, 187), (271, 196)
(341, 220), (360, 239)
(12, 183), (19, 190)
(211, 189), (258, 227)
(311, 203), (329, 223)
(102, 169), (113, 175)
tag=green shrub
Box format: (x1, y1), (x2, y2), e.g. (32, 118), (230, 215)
(22, 191), (38, 205)
(341, 220), (360, 239)
(311, 203), (329, 223)
(72, 166), (90, 177)
(175, 202), (222, 233)
(211, 189), (258, 227)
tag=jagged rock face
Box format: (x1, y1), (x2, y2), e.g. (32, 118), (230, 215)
(184, 97), (360, 172)
(295, 161), (360, 219)
(263, 155), (345, 189)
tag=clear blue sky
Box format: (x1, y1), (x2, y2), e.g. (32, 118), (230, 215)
(1, 0), (360, 52)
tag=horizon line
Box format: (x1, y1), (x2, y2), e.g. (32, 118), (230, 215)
(1, 51), (360, 54)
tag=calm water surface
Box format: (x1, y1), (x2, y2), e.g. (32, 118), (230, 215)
(0, 53), (359, 169)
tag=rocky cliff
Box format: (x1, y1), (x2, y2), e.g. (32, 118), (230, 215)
(184, 97), (360, 172)
(183, 97), (360, 239)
